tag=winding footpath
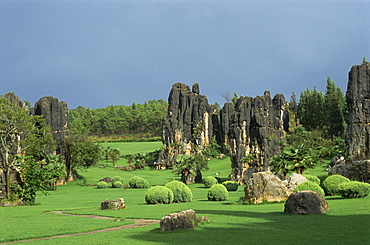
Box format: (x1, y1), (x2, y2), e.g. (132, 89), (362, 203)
(1, 211), (160, 244)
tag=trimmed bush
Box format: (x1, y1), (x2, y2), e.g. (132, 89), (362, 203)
(97, 181), (108, 189)
(165, 180), (193, 202)
(208, 184), (228, 201)
(303, 174), (320, 185)
(145, 186), (174, 204)
(112, 176), (123, 183)
(113, 181), (123, 188)
(322, 175), (350, 196)
(338, 181), (370, 198)
(317, 174), (328, 185)
(129, 176), (149, 188)
(222, 181), (239, 191)
(204, 176), (218, 188)
(294, 181), (325, 196)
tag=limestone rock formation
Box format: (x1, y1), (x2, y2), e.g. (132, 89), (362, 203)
(159, 83), (218, 167)
(160, 209), (198, 232)
(329, 160), (370, 183)
(285, 173), (308, 192)
(346, 62), (370, 160)
(284, 191), (329, 215)
(331, 62), (370, 183)
(244, 172), (290, 204)
(223, 92), (289, 184)
(100, 198), (126, 210)
(32, 96), (69, 153)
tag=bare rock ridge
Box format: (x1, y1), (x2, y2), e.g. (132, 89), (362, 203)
(346, 61), (370, 160)
(159, 83), (218, 166)
(32, 96), (70, 153)
(160, 83), (288, 183)
(330, 62), (370, 182)
(225, 91), (289, 184)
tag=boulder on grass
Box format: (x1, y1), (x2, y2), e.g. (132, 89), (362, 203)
(284, 191), (329, 215)
(160, 209), (198, 232)
(245, 172), (290, 204)
(100, 198), (125, 210)
(285, 173), (307, 192)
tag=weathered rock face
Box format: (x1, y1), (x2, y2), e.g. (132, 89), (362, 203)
(100, 198), (126, 210)
(329, 160), (370, 182)
(224, 92), (289, 183)
(244, 171), (291, 204)
(160, 209), (198, 232)
(284, 191), (329, 215)
(32, 96), (69, 153)
(284, 173), (308, 192)
(346, 62), (370, 160)
(159, 83), (218, 166)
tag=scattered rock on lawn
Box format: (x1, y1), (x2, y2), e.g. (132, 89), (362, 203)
(160, 209), (198, 232)
(245, 171), (290, 204)
(285, 173), (307, 192)
(99, 177), (112, 183)
(284, 191), (329, 215)
(100, 198), (125, 210)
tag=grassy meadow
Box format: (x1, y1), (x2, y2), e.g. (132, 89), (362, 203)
(1, 142), (369, 244)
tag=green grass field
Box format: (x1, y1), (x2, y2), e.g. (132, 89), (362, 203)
(1, 142), (369, 244)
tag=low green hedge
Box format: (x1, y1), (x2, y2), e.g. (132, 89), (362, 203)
(204, 176), (218, 188)
(338, 181), (370, 198)
(129, 176), (149, 188)
(294, 181), (325, 196)
(164, 180), (193, 202)
(208, 184), (228, 201)
(112, 181), (123, 188)
(222, 181), (238, 191)
(97, 181), (108, 189)
(111, 176), (123, 187)
(322, 175), (350, 196)
(145, 186), (174, 204)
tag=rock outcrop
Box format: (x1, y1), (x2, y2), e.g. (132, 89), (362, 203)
(329, 160), (370, 183)
(244, 172), (291, 204)
(224, 92), (289, 184)
(346, 62), (370, 160)
(32, 96), (69, 153)
(284, 191), (329, 215)
(159, 83), (218, 167)
(100, 198), (126, 210)
(160, 209), (198, 232)
(331, 62), (370, 183)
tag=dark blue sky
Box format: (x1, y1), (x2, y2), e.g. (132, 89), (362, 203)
(1, 1), (369, 109)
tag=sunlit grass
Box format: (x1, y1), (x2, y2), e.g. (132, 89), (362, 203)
(1, 142), (369, 244)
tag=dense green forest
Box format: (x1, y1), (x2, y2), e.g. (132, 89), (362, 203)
(69, 99), (168, 139)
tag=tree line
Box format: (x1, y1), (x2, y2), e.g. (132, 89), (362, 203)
(69, 99), (168, 137)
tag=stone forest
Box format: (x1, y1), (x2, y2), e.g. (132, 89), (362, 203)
(1, 62), (370, 243)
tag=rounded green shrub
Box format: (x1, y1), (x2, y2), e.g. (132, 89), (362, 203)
(164, 180), (193, 202)
(322, 174), (350, 196)
(97, 181), (108, 189)
(112, 176), (123, 183)
(145, 186), (174, 204)
(222, 181), (239, 191)
(207, 184), (228, 201)
(338, 181), (370, 198)
(129, 176), (149, 188)
(203, 176), (218, 188)
(303, 174), (320, 185)
(129, 176), (140, 187)
(113, 181), (123, 188)
(294, 181), (325, 196)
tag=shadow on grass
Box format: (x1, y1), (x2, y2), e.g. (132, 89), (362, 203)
(127, 209), (370, 245)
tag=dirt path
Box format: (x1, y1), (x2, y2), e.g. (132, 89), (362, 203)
(1, 211), (160, 244)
